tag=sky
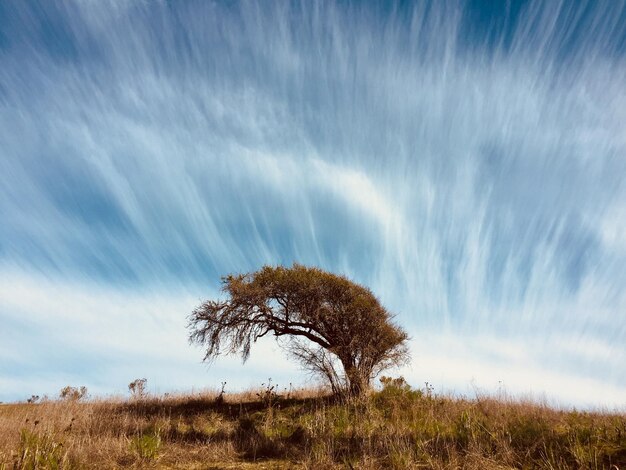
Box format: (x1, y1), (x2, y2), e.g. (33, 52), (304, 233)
(0, 0), (625, 408)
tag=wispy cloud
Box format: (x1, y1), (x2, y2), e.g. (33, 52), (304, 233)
(0, 0), (625, 405)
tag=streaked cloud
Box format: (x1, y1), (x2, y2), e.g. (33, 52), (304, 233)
(0, 0), (625, 406)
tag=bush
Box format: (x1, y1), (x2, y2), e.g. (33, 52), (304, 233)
(128, 378), (147, 399)
(59, 386), (88, 402)
(377, 376), (422, 400)
(26, 395), (39, 404)
(14, 429), (67, 469)
(256, 378), (280, 408)
(130, 430), (161, 461)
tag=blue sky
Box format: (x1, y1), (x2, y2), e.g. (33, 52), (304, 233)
(1, 0), (625, 407)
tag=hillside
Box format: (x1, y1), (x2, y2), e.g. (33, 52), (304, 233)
(1, 380), (625, 469)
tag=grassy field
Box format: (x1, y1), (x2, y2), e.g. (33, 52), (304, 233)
(1, 379), (625, 469)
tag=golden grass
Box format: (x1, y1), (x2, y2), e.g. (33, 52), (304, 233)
(1, 382), (625, 469)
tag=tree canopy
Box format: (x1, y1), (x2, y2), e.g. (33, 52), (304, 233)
(188, 264), (409, 396)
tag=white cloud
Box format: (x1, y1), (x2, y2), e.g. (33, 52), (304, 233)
(2, 266), (625, 407)
(401, 333), (626, 409)
(0, 266), (300, 400)
(1, 1), (625, 406)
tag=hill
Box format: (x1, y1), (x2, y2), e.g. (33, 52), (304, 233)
(1, 380), (625, 469)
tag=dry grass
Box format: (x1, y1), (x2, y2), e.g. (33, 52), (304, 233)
(1, 381), (625, 469)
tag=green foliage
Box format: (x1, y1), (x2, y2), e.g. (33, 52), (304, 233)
(378, 376), (418, 395)
(129, 430), (161, 461)
(373, 376), (422, 414)
(507, 413), (551, 449)
(14, 429), (66, 470)
(454, 409), (485, 447)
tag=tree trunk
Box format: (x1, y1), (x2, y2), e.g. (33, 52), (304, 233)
(343, 363), (370, 397)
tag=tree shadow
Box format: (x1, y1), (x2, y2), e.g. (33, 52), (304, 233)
(110, 394), (364, 463)
(114, 394), (339, 421)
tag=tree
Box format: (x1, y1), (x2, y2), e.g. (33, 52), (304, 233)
(188, 264), (409, 396)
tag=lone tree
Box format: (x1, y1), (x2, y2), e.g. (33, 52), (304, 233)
(188, 264), (409, 396)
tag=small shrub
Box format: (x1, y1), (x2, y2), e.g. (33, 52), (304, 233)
(26, 395), (40, 404)
(214, 381), (227, 405)
(59, 386), (88, 402)
(375, 376), (422, 407)
(130, 430), (161, 461)
(256, 378), (280, 408)
(508, 413), (551, 450)
(14, 429), (66, 469)
(128, 378), (147, 399)
(380, 376), (411, 391)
